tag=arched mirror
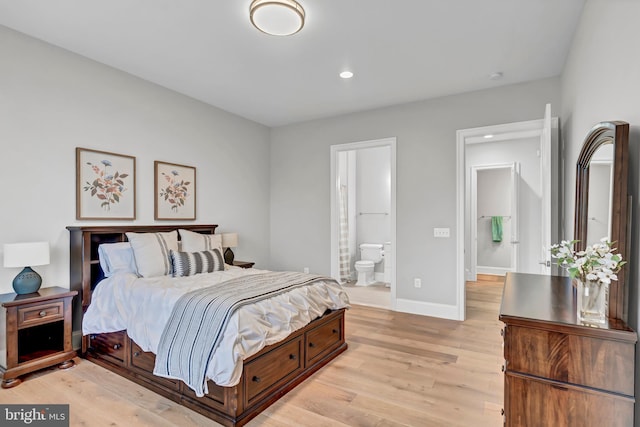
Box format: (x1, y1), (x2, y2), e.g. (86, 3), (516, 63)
(574, 121), (629, 320)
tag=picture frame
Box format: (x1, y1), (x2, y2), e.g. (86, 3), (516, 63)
(76, 148), (136, 220)
(154, 161), (196, 220)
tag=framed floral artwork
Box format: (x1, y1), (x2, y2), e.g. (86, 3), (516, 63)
(154, 161), (196, 220)
(76, 148), (136, 220)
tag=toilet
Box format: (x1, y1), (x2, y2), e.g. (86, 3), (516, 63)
(355, 243), (384, 286)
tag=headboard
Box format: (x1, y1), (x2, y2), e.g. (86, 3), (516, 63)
(67, 224), (218, 350)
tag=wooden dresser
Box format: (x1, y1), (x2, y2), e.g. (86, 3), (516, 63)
(499, 273), (637, 426)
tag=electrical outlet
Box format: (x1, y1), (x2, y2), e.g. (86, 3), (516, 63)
(414, 278), (422, 288)
(434, 228), (450, 238)
(303, 267), (310, 274)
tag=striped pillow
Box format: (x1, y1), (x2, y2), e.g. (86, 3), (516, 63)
(179, 229), (223, 254)
(171, 249), (224, 277)
(126, 231), (179, 278)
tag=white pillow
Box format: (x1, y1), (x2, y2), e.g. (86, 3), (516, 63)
(179, 229), (223, 254)
(98, 242), (138, 277)
(170, 248), (224, 277)
(126, 231), (179, 278)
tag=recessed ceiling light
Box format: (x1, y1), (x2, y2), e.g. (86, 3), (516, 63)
(339, 71), (354, 79)
(484, 134), (494, 139)
(489, 72), (503, 80)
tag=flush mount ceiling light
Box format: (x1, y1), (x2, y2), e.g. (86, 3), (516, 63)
(339, 71), (354, 79)
(250, 0), (305, 36)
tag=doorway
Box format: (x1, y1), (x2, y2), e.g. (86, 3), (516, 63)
(470, 163), (520, 278)
(330, 137), (397, 310)
(455, 105), (558, 320)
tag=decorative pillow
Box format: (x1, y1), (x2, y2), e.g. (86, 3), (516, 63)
(171, 248), (224, 277)
(126, 231), (179, 278)
(98, 242), (138, 277)
(179, 229), (223, 254)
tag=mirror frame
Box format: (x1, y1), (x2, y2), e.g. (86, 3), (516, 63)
(574, 121), (629, 320)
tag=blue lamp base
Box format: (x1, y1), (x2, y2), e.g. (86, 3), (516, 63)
(12, 266), (42, 295)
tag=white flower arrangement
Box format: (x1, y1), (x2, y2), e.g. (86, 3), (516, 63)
(550, 238), (625, 285)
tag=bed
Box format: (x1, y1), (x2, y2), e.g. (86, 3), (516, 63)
(67, 224), (348, 427)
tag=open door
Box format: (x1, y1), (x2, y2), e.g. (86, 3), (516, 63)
(539, 103), (552, 274)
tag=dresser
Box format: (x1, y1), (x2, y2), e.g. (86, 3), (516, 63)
(499, 273), (637, 426)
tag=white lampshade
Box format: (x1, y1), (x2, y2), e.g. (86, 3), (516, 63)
(250, 0), (305, 36)
(3, 242), (50, 268)
(221, 233), (238, 248)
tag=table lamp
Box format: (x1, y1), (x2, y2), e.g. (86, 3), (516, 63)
(221, 233), (238, 265)
(3, 241), (50, 294)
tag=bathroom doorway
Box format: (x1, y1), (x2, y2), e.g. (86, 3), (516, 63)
(470, 163), (520, 278)
(456, 104), (559, 320)
(330, 138), (396, 310)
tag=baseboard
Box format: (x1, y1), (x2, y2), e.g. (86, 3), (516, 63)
(476, 273), (505, 282)
(476, 266), (513, 276)
(395, 298), (461, 321)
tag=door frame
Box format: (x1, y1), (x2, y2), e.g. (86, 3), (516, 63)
(456, 117), (557, 320)
(330, 137), (397, 310)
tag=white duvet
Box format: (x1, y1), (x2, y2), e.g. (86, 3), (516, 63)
(82, 267), (350, 387)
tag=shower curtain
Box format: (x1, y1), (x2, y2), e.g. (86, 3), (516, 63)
(338, 182), (351, 283)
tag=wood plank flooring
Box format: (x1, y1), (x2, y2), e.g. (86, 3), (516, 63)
(2, 277), (505, 426)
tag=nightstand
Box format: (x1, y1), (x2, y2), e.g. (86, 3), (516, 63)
(0, 287), (78, 388)
(233, 260), (255, 269)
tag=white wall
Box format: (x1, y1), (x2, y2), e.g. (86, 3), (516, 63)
(270, 77), (561, 310)
(0, 26), (271, 294)
(560, 0), (640, 422)
(586, 162), (612, 245)
(476, 168), (512, 269)
(356, 146), (391, 274)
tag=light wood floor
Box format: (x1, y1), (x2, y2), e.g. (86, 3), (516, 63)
(2, 277), (505, 426)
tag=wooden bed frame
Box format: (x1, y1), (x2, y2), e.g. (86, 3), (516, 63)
(67, 224), (347, 427)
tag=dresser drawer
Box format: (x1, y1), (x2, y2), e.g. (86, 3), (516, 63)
(244, 335), (303, 407)
(130, 341), (180, 390)
(505, 325), (634, 395)
(17, 301), (63, 328)
(505, 373), (634, 427)
(305, 315), (343, 366)
(89, 331), (126, 365)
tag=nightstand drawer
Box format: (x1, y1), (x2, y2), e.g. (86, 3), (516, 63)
(17, 301), (64, 328)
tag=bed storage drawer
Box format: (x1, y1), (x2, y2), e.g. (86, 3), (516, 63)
(244, 335), (304, 407)
(130, 341), (180, 391)
(89, 331), (126, 365)
(305, 315), (343, 365)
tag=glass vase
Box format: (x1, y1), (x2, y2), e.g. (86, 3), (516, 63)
(577, 279), (607, 325)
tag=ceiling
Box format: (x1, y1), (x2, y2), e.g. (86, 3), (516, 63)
(0, 0), (585, 127)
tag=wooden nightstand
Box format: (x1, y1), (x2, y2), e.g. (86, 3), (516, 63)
(0, 286), (78, 388)
(233, 260), (255, 269)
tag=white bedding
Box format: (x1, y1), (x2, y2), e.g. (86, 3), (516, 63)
(82, 267), (350, 387)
